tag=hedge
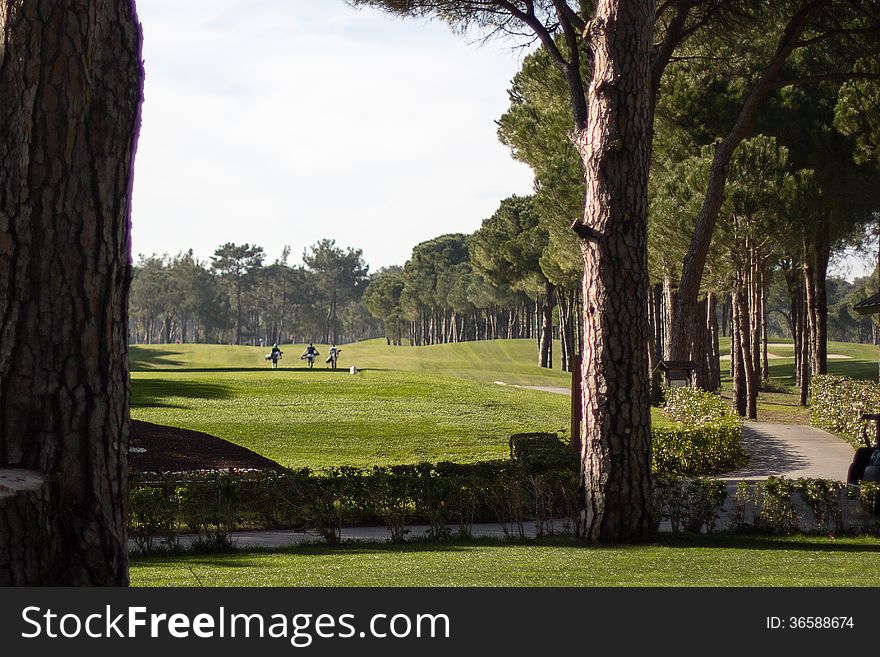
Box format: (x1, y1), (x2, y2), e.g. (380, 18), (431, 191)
(654, 387), (747, 475)
(129, 470), (880, 553)
(810, 375), (880, 447)
(129, 433), (581, 552)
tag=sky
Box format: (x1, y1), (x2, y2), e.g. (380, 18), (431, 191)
(130, 0), (535, 270)
(130, 0), (874, 281)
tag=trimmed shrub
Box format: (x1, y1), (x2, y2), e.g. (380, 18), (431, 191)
(652, 417), (747, 475)
(663, 386), (732, 424)
(653, 388), (747, 476)
(811, 375), (880, 447)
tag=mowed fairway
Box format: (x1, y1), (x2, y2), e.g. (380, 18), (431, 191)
(130, 341), (572, 468)
(130, 338), (573, 387)
(130, 535), (880, 587)
(129, 337), (879, 467)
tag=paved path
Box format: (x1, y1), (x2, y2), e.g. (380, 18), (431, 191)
(511, 383), (856, 482)
(131, 522), (548, 552)
(720, 422), (854, 482)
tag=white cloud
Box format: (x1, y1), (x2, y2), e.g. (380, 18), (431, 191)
(131, 0), (534, 269)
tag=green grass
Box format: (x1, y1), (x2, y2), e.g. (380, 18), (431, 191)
(128, 336), (879, 468)
(130, 340), (679, 467)
(717, 337), (880, 383)
(130, 535), (880, 587)
(712, 337), (880, 423)
(131, 368), (573, 468)
(130, 339), (573, 387)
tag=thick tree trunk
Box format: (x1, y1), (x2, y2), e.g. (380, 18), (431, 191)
(0, 0), (142, 585)
(574, 0), (653, 543)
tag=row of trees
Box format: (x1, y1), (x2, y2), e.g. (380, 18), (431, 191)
(129, 240), (377, 346)
(362, 196), (580, 370)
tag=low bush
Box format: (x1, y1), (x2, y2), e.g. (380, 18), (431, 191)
(663, 386), (731, 424)
(652, 417), (747, 475)
(653, 387), (747, 475)
(130, 469), (880, 551)
(810, 375), (880, 446)
(128, 444), (580, 552)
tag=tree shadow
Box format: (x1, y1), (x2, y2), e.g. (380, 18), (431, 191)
(131, 534), (880, 567)
(131, 378), (234, 409)
(129, 347), (185, 371)
(723, 425), (810, 478)
(132, 367), (381, 374)
(654, 533), (880, 554)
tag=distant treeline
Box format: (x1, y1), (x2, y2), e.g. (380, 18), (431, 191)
(130, 193), (880, 380)
(129, 196), (581, 370)
(129, 240), (378, 348)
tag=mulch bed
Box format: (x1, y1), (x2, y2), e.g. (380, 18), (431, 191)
(129, 420), (283, 473)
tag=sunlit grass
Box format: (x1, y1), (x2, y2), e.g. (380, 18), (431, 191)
(130, 535), (880, 587)
(130, 369), (573, 468)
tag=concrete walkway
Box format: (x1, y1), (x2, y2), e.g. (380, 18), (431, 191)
(514, 383), (855, 482)
(720, 422), (854, 482)
(132, 522), (549, 552)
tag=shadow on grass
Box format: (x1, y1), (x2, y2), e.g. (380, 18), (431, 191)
(131, 378), (234, 409)
(131, 533), (880, 565)
(132, 367), (383, 374)
(129, 347), (185, 371)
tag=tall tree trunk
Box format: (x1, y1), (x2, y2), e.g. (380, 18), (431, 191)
(803, 244), (819, 377)
(652, 283), (664, 364)
(813, 215), (830, 375)
(761, 268), (769, 381)
(661, 273), (677, 360)
(731, 289), (747, 416)
(235, 285), (243, 345)
(707, 291), (721, 392)
(692, 296), (708, 389)
(0, 0), (142, 585)
(539, 280), (555, 368)
(574, 0), (654, 543)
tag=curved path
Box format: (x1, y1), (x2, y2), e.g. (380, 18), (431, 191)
(516, 383), (855, 482)
(720, 422), (854, 482)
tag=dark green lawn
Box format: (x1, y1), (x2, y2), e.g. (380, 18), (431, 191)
(130, 535), (880, 587)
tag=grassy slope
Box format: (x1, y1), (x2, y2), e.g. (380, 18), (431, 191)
(130, 340), (682, 466)
(716, 337), (879, 382)
(131, 368), (571, 468)
(130, 339), (573, 387)
(130, 535), (880, 587)
(713, 337), (880, 423)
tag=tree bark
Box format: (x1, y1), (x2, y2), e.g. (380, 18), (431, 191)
(731, 290), (746, 416)
(574, 0), (654, 543)
(707, 291), (721, 392)
(0, 0), (142, 585)
(661, 273), (677, 360)
(539, 280), (555, 368)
